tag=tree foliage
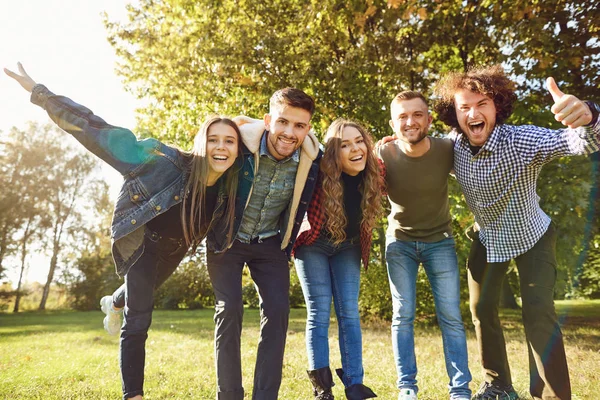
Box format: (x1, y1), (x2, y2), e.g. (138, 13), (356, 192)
(0, 124), (104, 311)
(105, 0), (600, 318)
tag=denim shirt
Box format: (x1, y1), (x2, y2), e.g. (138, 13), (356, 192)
(237, 133), (299, 242)
(30, 84), (231, 277)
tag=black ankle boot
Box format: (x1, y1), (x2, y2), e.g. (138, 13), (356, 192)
(335, 369), (377, 400)
(307, 367), (335, 400)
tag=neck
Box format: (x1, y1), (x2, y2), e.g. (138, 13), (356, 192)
(206, 171), (222, 187)
(398, 136), (430, 157)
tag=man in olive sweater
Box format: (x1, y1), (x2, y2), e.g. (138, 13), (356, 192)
(378, 91), (471, 400)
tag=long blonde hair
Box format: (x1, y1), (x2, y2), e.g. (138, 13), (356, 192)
(320, 118), (382, 244)
(182, 116), (241, 251)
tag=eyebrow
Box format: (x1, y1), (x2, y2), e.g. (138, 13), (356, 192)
(342, 135), (363, 143)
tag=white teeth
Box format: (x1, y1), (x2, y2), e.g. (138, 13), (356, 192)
(350, 155), (363, 161)
(213, 155), (227, 160)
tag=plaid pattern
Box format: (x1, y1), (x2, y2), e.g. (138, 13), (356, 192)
(452, 120), (600, 262)
(293, 159), (386, 269)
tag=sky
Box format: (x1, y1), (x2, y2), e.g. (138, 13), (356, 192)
(1, 1), (142, 285)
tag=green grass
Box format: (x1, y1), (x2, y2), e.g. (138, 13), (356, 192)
(1, 301), (599, 399)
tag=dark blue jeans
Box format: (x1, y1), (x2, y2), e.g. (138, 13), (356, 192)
(206, 236), (290, 400)
(294, 236), (365, 387)
(118, 229), (187, 400)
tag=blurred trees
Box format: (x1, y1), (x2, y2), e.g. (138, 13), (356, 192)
(0, 124), (105, 311)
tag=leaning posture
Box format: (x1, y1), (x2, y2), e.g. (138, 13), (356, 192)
(293, 119), (383, 400)
(434, 65), (600, 400)
(5, 63), (242, 400)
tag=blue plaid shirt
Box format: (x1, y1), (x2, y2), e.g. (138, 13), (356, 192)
(452, 118), (600, 262)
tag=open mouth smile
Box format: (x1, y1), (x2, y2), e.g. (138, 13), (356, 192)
(468, 121), (485, 134)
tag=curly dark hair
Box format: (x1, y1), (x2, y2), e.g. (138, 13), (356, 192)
(433, 65), (517, 129)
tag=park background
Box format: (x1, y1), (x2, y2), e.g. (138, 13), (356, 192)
(1, 0), (599, 399)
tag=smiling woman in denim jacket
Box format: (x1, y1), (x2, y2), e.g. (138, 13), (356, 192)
(6, 63), (242, 400)
(292, 119), (384, 400)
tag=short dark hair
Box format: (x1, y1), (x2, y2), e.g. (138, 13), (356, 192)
(391, 90), (429, 108)
(269, 87), (315, 116)
(434, 65), (517, 129)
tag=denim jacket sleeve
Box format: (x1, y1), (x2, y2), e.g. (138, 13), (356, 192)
(31, 84), (158, 175)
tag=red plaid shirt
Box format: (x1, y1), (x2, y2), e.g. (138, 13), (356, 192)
(292, 159), (386, 269)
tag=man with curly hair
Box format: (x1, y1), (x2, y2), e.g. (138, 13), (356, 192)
(378, 91), (472, 400)
(434, 65), (600, 400)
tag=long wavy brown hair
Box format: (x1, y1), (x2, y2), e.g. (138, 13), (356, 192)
(320, 119), (383, 244)
(434, 64), (517, 129)
(181, 116), (242, 251)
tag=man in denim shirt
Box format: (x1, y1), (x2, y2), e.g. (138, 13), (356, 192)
(207, 88), (322, 400)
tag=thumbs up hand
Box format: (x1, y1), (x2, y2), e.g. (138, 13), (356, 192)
(547, 77), (591, 129)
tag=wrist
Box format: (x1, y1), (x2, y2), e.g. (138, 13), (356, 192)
(584, 101), (599, 126)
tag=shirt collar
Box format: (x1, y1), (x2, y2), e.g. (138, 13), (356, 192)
(259, 131), (300, 162)
(458, 124), (503, 155)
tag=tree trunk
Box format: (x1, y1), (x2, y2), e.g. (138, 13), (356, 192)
(13, 219), (32, 313)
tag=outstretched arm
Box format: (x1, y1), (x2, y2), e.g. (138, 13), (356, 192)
(5, 63), (157, 175)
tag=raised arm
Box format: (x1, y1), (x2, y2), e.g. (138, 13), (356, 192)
(4, 63), (158, 175)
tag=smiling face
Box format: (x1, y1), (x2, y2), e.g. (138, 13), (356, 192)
(264, 105), (312, 160)
(206, 122), (239, 183)
(389, 97), (432, 145)
(339, 126), (368, 176)
(454, 89), (497, 146)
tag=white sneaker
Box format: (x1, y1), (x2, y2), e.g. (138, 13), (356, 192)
(100, 295), (122, 335)
(399, 388), (417, 400)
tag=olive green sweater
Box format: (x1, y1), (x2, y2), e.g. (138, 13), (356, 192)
(378, 137), (454, 242)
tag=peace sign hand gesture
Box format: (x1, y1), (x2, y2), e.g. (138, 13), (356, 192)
(4, 62), (37, 93)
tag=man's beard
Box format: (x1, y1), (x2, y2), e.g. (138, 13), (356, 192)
(399, 128), (427, 145)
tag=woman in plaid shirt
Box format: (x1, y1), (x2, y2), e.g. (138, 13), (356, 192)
(293, 119), (384, 400)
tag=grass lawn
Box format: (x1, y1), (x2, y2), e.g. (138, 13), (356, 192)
(1, 300), (599, 399)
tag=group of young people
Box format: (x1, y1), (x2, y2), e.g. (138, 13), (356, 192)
(5, 62), (599, 400)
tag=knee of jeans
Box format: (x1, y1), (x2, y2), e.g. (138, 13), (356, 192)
(521, 294), (555, 321)
(261, 298), (290, 321)
(214, 299), (244, 321)
(122, 310), (152, 334)
(472, 298), (498, 322)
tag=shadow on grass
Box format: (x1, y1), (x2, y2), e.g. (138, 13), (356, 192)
(0, 308), (308, 339)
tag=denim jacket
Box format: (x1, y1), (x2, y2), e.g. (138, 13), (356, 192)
(30, 84), (232, 276)
(207, 117), (322, 257)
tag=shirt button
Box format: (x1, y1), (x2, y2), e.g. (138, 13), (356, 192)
(131, 219), (137, 225)
(244, 171), (249, 176)
(132, 194), (140, 201)
(155, 205), (162, 211)
(174, 195), (180, 201)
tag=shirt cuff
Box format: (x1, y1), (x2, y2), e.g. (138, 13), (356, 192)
(585, 101), (599, 127)
(30, 84), (54, 109)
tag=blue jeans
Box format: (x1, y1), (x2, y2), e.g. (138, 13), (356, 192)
(119, 229), (187, 400)
(294, 236), (364, 387)
(385, 236), (471, 399)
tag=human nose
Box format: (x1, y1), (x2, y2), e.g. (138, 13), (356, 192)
(467, 107), (477, 119)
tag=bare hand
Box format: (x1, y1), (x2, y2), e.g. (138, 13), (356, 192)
(375, 134), (397, 149)
(547, 77), (591, 129)
(4, 62), (37, 93)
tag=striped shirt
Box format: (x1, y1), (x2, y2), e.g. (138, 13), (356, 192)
(451, 118), (600, 262)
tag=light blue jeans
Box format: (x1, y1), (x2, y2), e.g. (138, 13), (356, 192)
(385, 236), (471, 399)
(294, 236), (364, 387)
